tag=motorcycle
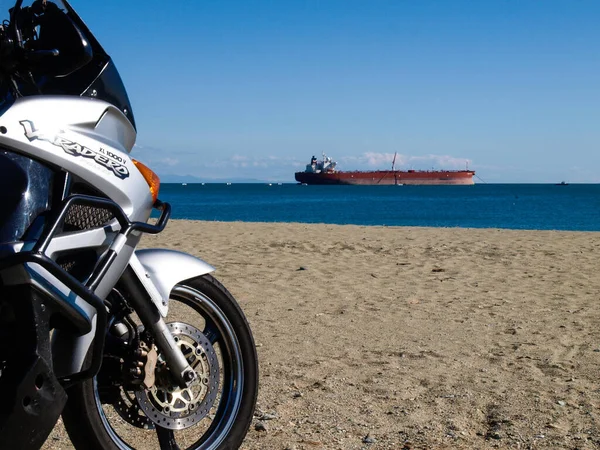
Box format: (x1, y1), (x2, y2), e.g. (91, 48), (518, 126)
(0, 1), (258, 449)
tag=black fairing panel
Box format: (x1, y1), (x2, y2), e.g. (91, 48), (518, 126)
(16, 1), (136, 130)
(0, 286), (67, 448)
(82, 59), (135, 126)
(38, 56), (136, 130)
(62, 0), (136, 129)
(0, 151), (53, 244)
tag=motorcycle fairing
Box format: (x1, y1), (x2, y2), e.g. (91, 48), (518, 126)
(0, 96), (155, 300)
(0, 96), (147, 219)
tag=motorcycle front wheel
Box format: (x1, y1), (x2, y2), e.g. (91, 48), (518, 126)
(62, 274), (258, 450)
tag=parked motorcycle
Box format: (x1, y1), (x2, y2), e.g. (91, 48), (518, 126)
(0, 1), (258, 449)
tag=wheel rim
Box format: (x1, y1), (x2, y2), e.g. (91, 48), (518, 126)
(94, 283), (245, 450)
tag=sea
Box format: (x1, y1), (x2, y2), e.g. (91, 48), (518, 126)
(156, 183), (600, 232)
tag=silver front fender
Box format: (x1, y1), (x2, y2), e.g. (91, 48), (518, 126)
(136, 248), (215, 315)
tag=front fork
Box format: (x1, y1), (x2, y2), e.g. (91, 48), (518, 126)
(119, 268), (197, 388)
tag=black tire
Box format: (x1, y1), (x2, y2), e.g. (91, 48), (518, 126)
(62, 274), (258, 450)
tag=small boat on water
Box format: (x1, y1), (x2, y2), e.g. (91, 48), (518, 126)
(555, 181), (569, 186)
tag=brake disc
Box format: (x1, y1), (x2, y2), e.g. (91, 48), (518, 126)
(111, 388), (153, 429)
(135, 322), (220, 430)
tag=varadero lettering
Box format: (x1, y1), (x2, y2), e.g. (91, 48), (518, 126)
(19, 120), (130, 179)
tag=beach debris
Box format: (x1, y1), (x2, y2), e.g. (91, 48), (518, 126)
(255, 421), (267, 432)
(557, 400), (566, 406)
(300, 439), (322, 447)
(370, 273), (378, 278)
(432, 267), (445, 273)
(293, 391), (303, 398)
(485, 405), (507, 441)
(259, 412), (278, 421)
(362, 434), (376, 444)
(297, 266), (308, 271)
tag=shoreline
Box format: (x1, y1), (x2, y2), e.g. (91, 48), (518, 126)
(154, 218), (600, 234)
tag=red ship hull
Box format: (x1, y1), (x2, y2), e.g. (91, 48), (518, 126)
(295, 170), (475, 185)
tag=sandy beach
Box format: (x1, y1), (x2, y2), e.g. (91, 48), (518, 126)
(45, 220), (600, 449)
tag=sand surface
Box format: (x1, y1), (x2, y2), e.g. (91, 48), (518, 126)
(44, 221), (600, 449)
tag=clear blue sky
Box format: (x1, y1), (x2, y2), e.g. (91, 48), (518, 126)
(71, 1), (600, 182)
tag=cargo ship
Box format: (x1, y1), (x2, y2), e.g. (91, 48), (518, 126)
(295, 153), (475, 186)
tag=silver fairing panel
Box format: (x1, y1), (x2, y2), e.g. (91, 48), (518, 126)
(0, 95), (151, 221)
(0, 96), (152, 295)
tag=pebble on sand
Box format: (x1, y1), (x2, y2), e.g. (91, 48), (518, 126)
(362, 434), (376, 444)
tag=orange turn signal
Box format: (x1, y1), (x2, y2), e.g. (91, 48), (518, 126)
(132, 159), (160, 203)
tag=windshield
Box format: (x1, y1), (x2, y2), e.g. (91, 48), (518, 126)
(0, 0), (135, 129)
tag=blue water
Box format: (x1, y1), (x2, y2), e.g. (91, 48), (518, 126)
(156, 183), (600, 231)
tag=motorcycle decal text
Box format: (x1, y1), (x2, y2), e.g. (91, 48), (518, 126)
(19, 120), (130, 179)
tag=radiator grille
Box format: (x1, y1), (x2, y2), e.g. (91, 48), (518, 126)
(64, 204), (114, 231)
